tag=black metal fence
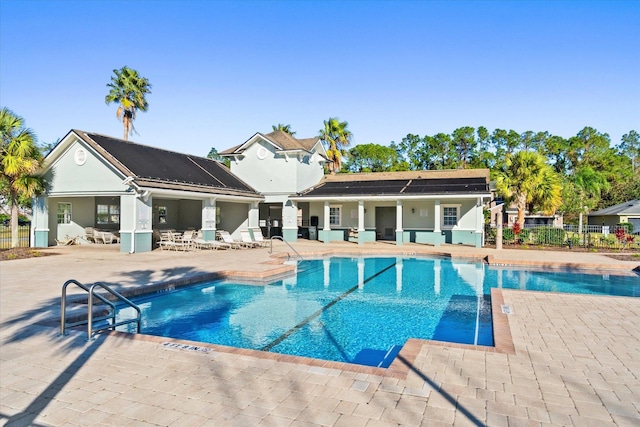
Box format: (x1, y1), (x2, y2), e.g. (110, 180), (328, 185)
(0, 223), (31, 249)
(485, 224), (640, 251)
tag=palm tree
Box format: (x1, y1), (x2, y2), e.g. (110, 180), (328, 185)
(494, 151), (562, 227)
(319, 117), (352, 174)
(573, 166), (609, 230)
(105, 66), (152, 141)
(271, 124), (296, 136)
(0, 108), (45, 247)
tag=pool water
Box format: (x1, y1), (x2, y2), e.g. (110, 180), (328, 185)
(118, 256), (640, 367)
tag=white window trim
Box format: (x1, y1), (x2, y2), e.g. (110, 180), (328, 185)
(441, 204), (461, 230)
(329, 205), (342, 227)
(57, 202), (72, 224)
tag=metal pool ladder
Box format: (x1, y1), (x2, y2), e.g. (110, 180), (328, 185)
(61, 279), (141, 340)
(268, 236), (303, 261)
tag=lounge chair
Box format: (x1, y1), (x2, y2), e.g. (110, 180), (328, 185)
(158, 231), (189, 251)
(55, 236), (77, 246)
(193, 237), (233, 250)
(218, 230), (252, 249)
(95, 231), (119, 244)
(240, 230), (261, 248)
(84, 227), (97, 243)
(250, 228), (269, 248)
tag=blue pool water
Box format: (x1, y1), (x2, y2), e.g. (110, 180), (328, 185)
(118, 256), (640, 367)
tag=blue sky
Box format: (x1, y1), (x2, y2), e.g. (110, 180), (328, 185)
(1, 0), (638, 156)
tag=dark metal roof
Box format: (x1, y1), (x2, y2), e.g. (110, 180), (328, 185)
(298, 177), (489, 198)
(77, 131), (260, 197)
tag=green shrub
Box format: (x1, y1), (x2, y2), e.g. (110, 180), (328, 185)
(617, 222), (634, 234)
(531, 227), (566, 245)
(503, 228), (514, 242)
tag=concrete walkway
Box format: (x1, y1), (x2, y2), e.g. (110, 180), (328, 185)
(1, 242), (639, 426)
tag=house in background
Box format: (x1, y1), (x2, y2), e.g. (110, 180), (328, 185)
(32, 130), (263, 252)
(588, 199), (640, 232)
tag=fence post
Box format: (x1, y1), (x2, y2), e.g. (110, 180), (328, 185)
(496, 223), (503, 250)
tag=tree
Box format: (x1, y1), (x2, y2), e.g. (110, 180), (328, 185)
(0, 108), (46, 247)
(105, 66), (152, 141)
(318, 117), (352, 174)
(396, 134), (425, 170)
(271, 124), (296, 136)
(620, 130), (640, 173)
(472, 126), (493, 168)
(346, 143), (402, 172)
(206, 147), (230, 167)
(493, 151), (562, 226)
(451, 126), (476, 169)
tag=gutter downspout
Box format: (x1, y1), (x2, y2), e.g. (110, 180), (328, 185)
(123, 176), (137, 254)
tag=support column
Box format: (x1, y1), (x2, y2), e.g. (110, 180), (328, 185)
(201, 198), (217, 241)
(357, 200), (365, 245)
(32, 196), (49, 247)
(475, 197), (484, 248)
(322, 201), (331, 243)
(282, 200), (298, 242)
(395, 200), (403, 245)
(249, 201), (260, 229)
(120, 194), (153, 253)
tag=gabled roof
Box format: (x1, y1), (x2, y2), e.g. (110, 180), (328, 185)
(295, 169), (491, 199)
(220, 130), (320, 155)
(61, 130), (262, 198)
(589, 200), (640, 216)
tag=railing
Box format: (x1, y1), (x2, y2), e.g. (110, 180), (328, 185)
(61, 279), (141, 341)
(269, 236), (304, 260)
(485, 224), (639, 251)
(0, 223), (31, 249)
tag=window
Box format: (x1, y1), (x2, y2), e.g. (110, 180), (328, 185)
(97, 204), (120, 224)
(442, 205), (459, 228)
(57, 203), (72, 224)
(329, 206), (341, 226)
(158, 206), (167, 224)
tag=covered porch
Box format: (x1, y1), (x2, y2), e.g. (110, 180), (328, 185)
(289, 170), (491, 248)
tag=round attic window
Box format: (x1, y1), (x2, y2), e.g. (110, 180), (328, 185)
(74, 148), (87, 166)
(256, 146), (268, 160)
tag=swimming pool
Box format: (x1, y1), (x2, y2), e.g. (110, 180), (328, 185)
(118, 256), (640, 367)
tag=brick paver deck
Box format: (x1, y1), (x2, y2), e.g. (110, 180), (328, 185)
(1, 242), (639, 426)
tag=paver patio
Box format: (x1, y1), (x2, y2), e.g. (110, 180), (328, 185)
(1, 241), (639, 426)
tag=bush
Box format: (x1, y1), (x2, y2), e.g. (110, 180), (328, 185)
(503, 227), (514, 243)
(531, 227), (566, 245)
(617, 222), (634, 234)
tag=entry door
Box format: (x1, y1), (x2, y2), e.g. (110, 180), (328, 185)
(375, 207), (396, 240)
(268, 206), (282, 238)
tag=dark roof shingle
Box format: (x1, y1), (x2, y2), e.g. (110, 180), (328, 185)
(76, 131), (260, 197)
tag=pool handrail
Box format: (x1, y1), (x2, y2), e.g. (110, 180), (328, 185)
(268, 236), (303, 260)
(61, 279), (141, 340)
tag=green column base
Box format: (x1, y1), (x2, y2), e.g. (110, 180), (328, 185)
(120, 231), (153, 253)
(201, 229), (216, 241)
(475, 231), (483, 248)
(34, 230), (49, 247)
(282, 228), (298, 242)
(395, 231), (404, 245)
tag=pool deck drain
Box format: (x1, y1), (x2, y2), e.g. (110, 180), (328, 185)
(1, 241), (639, 426)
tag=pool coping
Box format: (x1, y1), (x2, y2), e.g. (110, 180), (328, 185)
(55, 252), (517, 380)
